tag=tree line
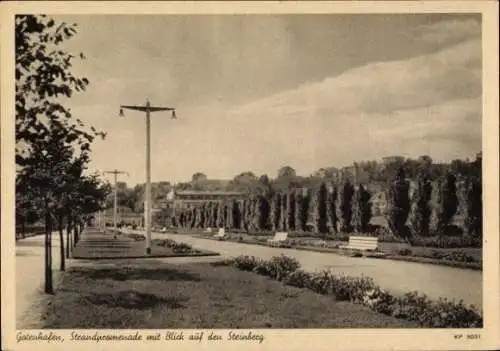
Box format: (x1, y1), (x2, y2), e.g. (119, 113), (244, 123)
(171, 155), (482, 245)
(15, 15), (110, 293)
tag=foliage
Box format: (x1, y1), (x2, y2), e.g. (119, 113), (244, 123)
(231, 254), (483, 328)
(15, 15), (104, 166)
(327, 184), (338, 233)
(277, 166), (297, 178)
(315, 183), (328, 234)
(457, 175), (482, 239)
(386, 168), (411, 241)
(409, 170), (433, 236)
(282, 269), (313, 289)
(351, 184), (372, 233)
(336, 179), (355, 233)
(433, 173), (458, 234)
(232, 255), (260, 271)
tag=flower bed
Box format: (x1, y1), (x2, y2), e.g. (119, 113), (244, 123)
(230, 254), (483, 328)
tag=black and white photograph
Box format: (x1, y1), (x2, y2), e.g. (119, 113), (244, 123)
(2, 1), (499, 351)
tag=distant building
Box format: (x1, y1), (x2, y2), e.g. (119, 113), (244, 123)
(101, 207), (143, 226)
(168, 190), (246, 211)
(382, 156), (405, 165)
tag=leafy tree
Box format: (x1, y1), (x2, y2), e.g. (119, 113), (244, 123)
(16, 15), (104, 166)
(15, 14), (107, 292)
(277, 166), (297, 178)
(386, 168), (411, 241)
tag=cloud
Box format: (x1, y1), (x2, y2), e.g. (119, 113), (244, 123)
(413, 17), (481, 46)
(221, 36), (481, 171)
(74, 16), (482, 183)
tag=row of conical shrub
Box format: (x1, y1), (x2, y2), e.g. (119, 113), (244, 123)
(173, 168), (481, 240)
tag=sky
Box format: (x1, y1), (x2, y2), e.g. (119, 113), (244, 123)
(56, 14), (482, 186)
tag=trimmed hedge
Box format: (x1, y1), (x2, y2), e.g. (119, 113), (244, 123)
(230, 254), (483, 328)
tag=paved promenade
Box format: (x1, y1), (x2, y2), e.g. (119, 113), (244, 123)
(142, 230), (483, 308)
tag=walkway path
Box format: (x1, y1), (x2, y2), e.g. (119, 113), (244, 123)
(16, 233), (70, 329)
(138, 230), (482, 308)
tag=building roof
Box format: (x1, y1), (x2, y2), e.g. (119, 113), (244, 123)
(174, 190), (244, 196)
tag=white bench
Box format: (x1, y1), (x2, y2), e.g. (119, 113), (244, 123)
(204, 227), (213, 234)
(267, 232), (288, 246)
(213, 228), (227, 240)
(339, 236), (379, 251)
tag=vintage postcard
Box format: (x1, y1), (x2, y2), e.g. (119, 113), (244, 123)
(1, 1), (499, 351)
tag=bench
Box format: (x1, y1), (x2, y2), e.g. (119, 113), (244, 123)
(213, 228), (227, 240)
(339, 236), (379, 252)
(204, 227), (213, 234)
(267, 232), (288, 247)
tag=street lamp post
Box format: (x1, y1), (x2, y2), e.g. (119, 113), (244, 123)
(119, 99), (176, 255)
(104, 169), (128, 231)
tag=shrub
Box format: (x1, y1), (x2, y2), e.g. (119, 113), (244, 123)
(233, 255), (260, 271)
(424, 298), (483, 328)
(392, 293), (483, 328)
(127, 233), (145, 241)
(411, 235), (482, 248)
(392, 291), (433, 324)
(172, 242), (193, 254)
(308, 271), (334, 295)
(251, 255), (301, 281)
(443, 250), (476, 263)
(283, 269), (313, 289)
(363, 287), (396, 315)
(397, 248), (412, 256)
(230, 254), (483, 328)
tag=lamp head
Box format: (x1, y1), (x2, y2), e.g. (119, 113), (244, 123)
(119, 108), (124, 117)
(172, 109), (177, 119)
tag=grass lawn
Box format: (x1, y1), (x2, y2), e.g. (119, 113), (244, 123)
(42, 260), (417, 328)
(72, 231), (218, 259)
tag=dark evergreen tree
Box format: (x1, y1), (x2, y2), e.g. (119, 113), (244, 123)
(409, 171), (432, 236)
(316, 183), (328, 234)
(433, 172), (458, 234)
(457, 174), (482, 239)
(352, 184), (372, 233)
(386, 168), (411, 241)
(327, 184), (338, 233)
(299, 189), (310, 231)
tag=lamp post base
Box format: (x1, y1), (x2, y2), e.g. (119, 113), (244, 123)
(146, 247), (151, 255)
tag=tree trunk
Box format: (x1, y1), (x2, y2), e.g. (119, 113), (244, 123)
(73, 218), (79, 245)
(58, 215), (65, 271)
(66, 218), (71, 259)
(44, 207), (54, 294)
